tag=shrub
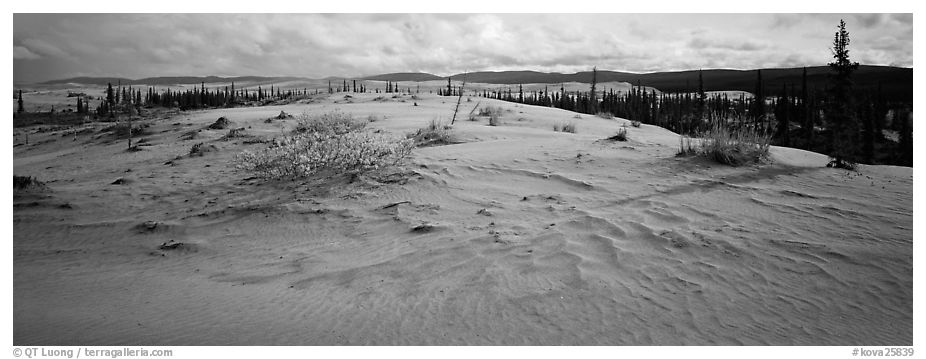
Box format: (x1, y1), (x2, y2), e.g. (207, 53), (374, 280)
(678, 123), (770, 166)
(103, 122), (148, 137)
(488, 113), (501, 126)
(596, 112), (613, 119)
(14, 175), (45, 190)
(677, 135), (698, 157)
(699, 124), (770, 166)
(409, 119), (453, 147)
(220, 127), (247, 141)
(189, 142), (218, 156)
(478, 106), (503, 118)
(554, 121), (577, 133)
(293, 110), (366, 135)
(607, 127), (627, 141)
(208, 117), (230, 130)
(235, 131), (413, 180)
(631, 120), (641, 128)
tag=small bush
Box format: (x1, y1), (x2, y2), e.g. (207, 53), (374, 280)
(607, 128), (627, 141)
(826, 159), (857, 171)
(235, 131), (413, 179)
(409, 119), (453, 147)
(103, 123), (148, 137)
(677, 135), (698, 157)
(14, 175), (45, 190)
(478, 106), (503, 117)
(220, 127), (247, 141)
(700, 124), (770, 166)
(488, 113), (501, 126)
(189, 142), (218, 157)
(678, 124), (770, 166)
(554, 121), (577, 133)
(293, 110), (366, 135)
(631, 120), (641, 128)
(596, 112), (613, 119)
(208, 117), (230, 130)
(179, 130), (198, 140)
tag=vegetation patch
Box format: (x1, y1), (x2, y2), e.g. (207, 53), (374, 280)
(207, 117), (230, 130)
(606, 127), (627, 141)
(236, 111), (413, 180)
(554, 121), (578, 133)
(678, 124), (770, 166)
(189, 142), (218, 157)
(292, 110), (366, 135)
(14, 175), (46, 190)
(408, 119), (453, 147)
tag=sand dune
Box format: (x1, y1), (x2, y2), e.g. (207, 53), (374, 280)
(13, 92), (912, 345)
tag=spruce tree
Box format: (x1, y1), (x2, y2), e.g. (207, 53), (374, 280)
(753, 70), (765, 132)
(17, 90), (24, 113)
(106, 83), (115, 118)
(696, 69), (706, 125)
(826, 19), (861, 169)
(775, 83), (790, 146)
(589, 67), (598, 114)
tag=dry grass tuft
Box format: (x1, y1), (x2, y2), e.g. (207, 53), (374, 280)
(607, 127), (627, 141)
(554, 121), (578, 133)
(678, 123), (771, 166)
(409, 118), (453, 147)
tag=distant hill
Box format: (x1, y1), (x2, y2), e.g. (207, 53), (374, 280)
(41, 76), (307, 86)
(362, 72), (443, 82)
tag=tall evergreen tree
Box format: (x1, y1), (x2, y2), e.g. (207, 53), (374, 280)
(826, 19), (861, 169)
(589, 67), (598, 114)
(17, 90), (24, 113)
(753, 70), (765, 131)
(801, 67), (813, 145)
(775, 83), (790, 146)
(106, 83), (115, 118)
(696, 69), (706, 125)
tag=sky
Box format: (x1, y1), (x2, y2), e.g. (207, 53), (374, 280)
(12, 13), (914, 84)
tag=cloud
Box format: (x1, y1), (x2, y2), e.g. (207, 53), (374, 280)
(14, 46), (40, 60)
(771, 14), (803, 29)
(20, 38), (70, 59)
(689, 38), (769, 51)
(853, 14), (886, 28)
(11, 13), (914, 83)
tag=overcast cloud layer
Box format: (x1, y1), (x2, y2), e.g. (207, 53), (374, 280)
(13, 13), (913, 83)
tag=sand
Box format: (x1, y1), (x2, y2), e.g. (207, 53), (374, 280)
(13, 91), (912, 345)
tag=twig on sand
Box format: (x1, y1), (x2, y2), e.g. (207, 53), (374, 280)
(381, 200), (411, 209)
